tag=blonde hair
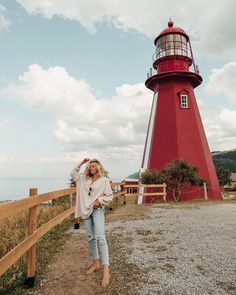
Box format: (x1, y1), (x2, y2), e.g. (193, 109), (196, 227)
(84, 159), (106, 178)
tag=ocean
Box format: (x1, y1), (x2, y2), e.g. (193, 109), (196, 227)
(0, 177), (123, 202)
(0, 177), (69, 202)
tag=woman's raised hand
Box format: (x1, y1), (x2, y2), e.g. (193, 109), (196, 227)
(81, 158), (90, 165)
(76, 158), (90, 170)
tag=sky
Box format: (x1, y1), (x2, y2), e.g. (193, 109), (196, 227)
(0, 0), (236, 180)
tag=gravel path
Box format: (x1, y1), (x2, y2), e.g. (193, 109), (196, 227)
(106, 202), (236, 295)
(27, 201), (236, 295)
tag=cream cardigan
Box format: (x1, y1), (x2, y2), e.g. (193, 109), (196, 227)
(70, 167), (113, 219)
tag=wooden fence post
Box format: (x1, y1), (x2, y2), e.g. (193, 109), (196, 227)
(123, 183), (127, 204)
(203, 182), (208, 200)
(72, 191), (80, 229)
(109, 180), (114, 210)
(69, 193), (73, 208)
(25, 188), (38, 287)
(163, 183), (167, 202)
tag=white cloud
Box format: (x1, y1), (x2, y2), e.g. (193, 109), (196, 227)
(0, 154), (14, 163)
(0, 5), (11, 29)
(2, 64), (152, 166)
(16, 0), (236, 57)
(202, 61), (236, 150)
(0, 118), (10, 127)
(197, 1), (236, 58)
(198, 60), (236, 151)
(202, 64), (236, 149)
(15, 0), (208, 36)
(201, 107), (236, 151)
(205, 61), (236, 106)
(2, 64), (97, 115)
(39, 145), (142, 164)
(4, 61), (236, 175)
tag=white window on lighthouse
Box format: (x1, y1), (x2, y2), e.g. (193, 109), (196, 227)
(180, 94), (188, 108)
(166, 34), (174, 55)
(174, 34), (187, 56)
(156, 33), (189, 59)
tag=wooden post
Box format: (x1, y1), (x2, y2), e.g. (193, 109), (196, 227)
(163, 183), (167, 202)
(109, 180), (113, 210)
(123, 182), (127, 205)
(203, 182), (208, 200)
(120, 183), (126, 205)
(25, 188), (38, 287)
(69, 193), (73, 208)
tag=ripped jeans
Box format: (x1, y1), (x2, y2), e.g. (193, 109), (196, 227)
(84, 206), (109, 265)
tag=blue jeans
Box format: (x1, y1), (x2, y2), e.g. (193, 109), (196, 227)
(84, 206), (109, 265)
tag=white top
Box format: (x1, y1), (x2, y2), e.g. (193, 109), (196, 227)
(70, 167), (113, 219)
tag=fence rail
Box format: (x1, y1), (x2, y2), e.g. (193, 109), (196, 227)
(0, 187), (76, 222)
(0, 186), (76, 284)
(0, 181), (166, 285)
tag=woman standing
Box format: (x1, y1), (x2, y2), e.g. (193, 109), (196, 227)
(70, 158), (113, 287)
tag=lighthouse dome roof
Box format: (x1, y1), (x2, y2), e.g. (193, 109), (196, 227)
(154, 20), (189, 45)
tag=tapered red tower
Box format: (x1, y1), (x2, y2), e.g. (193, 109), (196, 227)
(141, 21), (222, 201)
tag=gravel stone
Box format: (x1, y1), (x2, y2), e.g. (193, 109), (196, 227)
(106, 202), (236, 295)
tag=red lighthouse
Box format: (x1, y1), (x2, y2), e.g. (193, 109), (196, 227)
(141, 21), (222, 201)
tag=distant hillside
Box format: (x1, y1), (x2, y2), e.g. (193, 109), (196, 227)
(127, 149), (236, 179)
(127, 171), (139, 179)
(212, 149), (236, 172)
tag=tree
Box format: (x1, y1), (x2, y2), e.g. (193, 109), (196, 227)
(163, 160), (205, 201)
(140, 160), (205, 201)
(140, 169), (167, 184)
(216, 167), (231, 187)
